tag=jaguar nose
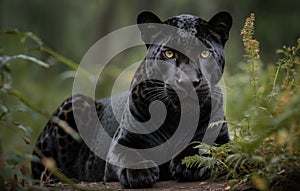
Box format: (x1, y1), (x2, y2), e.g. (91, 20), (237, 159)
(192, 79), (200, 87)
(176, 79), (200, 88)
(173, 79), (200, 100)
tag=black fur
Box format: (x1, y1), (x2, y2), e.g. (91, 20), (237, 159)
(31, 11), (232, 189)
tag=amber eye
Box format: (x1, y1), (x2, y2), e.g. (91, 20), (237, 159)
(200, 50), (211, 58)
(164, 50), (174, 59)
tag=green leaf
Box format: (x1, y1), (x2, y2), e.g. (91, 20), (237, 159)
(26, 153), (41, 163)
(0, 54), (49, 68)
(0, 29), (43, 46)
(7, 89), (49, 118)
(276, 49), (284, 54)
(208, 120), (227, 128)
(5, 153), (24, 166)
(23, 32), (43, 46)
(199, 166), (209, 177)
(0, 104), (8, 119)
(251, 155), (264, 163)
(0, 104), (8, 113)
(37, 46), (91, 81)
(12, 122), (32, 136)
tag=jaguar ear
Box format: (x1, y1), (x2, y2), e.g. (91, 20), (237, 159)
(137, 11), (162, 45)
(208, 11), (232, 46)
(137, 11), (162, 25)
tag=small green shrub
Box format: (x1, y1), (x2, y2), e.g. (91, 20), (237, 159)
(0, 30), (86, 190)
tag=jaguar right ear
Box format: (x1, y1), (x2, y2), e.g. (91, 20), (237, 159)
(137, 11), (162, 46)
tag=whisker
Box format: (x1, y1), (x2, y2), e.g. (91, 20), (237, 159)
(148, 92), (167, 102)
(143, 88), (165, 98)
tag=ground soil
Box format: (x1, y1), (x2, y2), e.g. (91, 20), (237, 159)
(30, 180), (251, 191)
(29, 177), (300, 191)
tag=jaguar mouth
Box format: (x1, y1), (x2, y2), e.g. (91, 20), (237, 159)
(196, 83), (210, 96)
(165, 84), (210, 102)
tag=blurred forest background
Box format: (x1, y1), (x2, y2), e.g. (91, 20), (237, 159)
(1, 0), (300, 189)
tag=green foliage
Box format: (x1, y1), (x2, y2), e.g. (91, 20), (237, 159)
(182, 14), (300, 190)
(0, 30), (84, 190)
(182, 142), (232, 178)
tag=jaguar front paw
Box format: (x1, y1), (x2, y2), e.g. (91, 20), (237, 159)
(119, 165), (159, 188)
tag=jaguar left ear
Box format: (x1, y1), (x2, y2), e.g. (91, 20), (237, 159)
(137, 11), (162, 25)
(137, 11), (162, 45)
(208, 11), (233, 46)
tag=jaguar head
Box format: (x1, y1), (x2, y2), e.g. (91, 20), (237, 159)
(134, 11), (232, 107)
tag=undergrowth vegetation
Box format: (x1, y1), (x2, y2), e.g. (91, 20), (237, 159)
(0, 30), (83, 190)
(0, 13), (299, 190)
(182, 14), (300, 190)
